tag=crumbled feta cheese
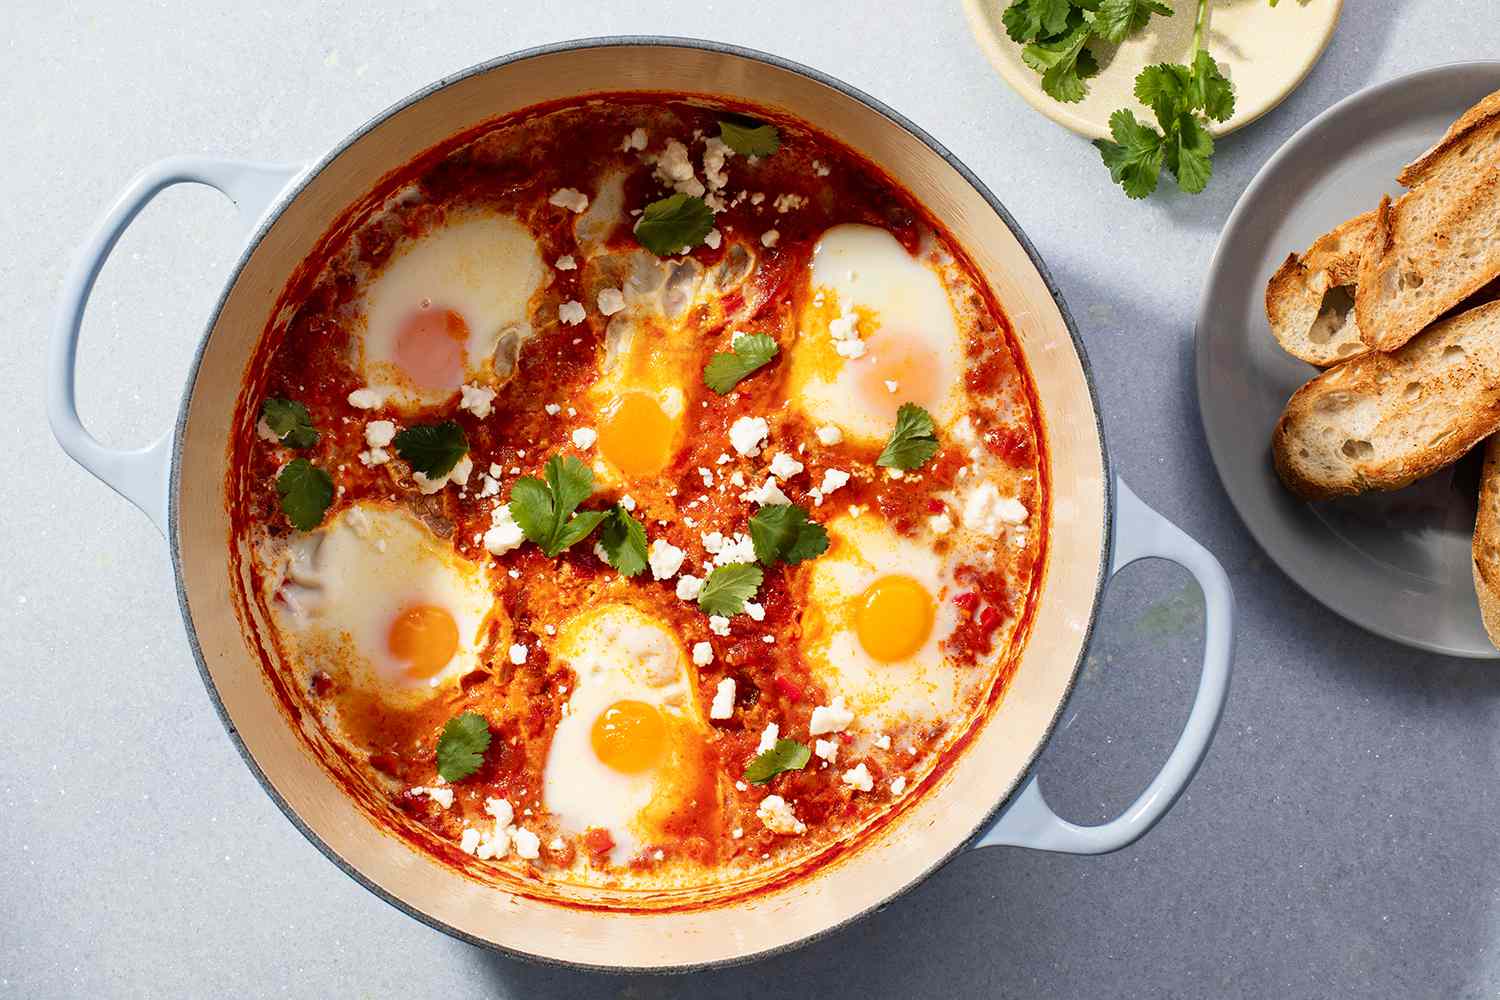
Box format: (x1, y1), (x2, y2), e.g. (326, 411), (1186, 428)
(813, 160), (831, 177)
(809, 695), (854, 736)
(760, 229), (780, 248)
(676, 575), (704, 601)
(620, 494), (637, 512)
(743, 601), (766, 622)
(654, 139), (705, 197)
(757, 795), (806, 835)
(702, 136), (734, 190)
(768, 452), (803, 479)
(773, 193), (806, 213)
(704, 228), (723, 250)
(740, 476), (789, 507)
(571, 427), (598, 450)
(750, 192), (765, 205)
(814, 739), (839, 764)
(889, 776), (907, 796)
(729, 471), (746, 488)
(412, 785), (454, 809)
(558, 300), (586, 325)
(732, 827), (744, 839)
(554, 255), (577, 271)
(459, 828), (482, 855)
(710, 677), (735, 719)
(815, 425), (843, 446)
(842, 763), (874, 792)
(512, 826), (541, 859)
(735, 780), (748, 792)
(709, 615), (731, 637)
(757, 723), (780, 754)
(962, 481), (1029, 534)
(484, 504), (526, 556)
(347, 387), (387, 409)
(834, 337), (867, 360)
(883, 379), (899, 394)
(874, 734), (892, 750)
(477, 474), (500, 499)
(508, 643), (528, 665)
(701, 531), (725, 554)
(712, 533), (757, 567)
(414, 454), (473, 495)
(459, 384), (496, 419)
(544, 403), (562, 416)
(358, 447), (390, 467)
(929, 512), (953, 535)
(648, 539), (686, 581)
(597, 287), (626, 316)
(820, 468), (851, 495)
(549, 187), (589, 213)
(694, 641), (716, 668)
(729, 416), (770, 456)
(364, 420), (396, 447)
(621, 127), (648, 152)
(827, 310), (866, 358)
(484, 798), (514, 828)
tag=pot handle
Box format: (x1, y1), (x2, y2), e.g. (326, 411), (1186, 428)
(46, 157), (303, 536)
(974, 477), (1234, 854)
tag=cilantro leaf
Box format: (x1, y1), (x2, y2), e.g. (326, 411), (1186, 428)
(703, 333), (779, 394)
(1094, 108), (1166, 199)
(1001, 0), (1072, 42)
(633, 193), (715, 256)
(749, 504), (829, 566)
(1092, 0), (1172, 44)
(876, 403), (940, 470)
(744, 738), (811, 785)
(393, 420), (468, 479)
(435, 711), (491, 782)
(1189, 50), (1235, 123)
(1167, 112), (1214, 194)
(1022, 13), (1099, 104)
(598, 505), (649, 577)
(261, 397), (319, 449)
(275, 458), (334, 531)
(718, 120), (780, 157)
(508, 454), (606, 557)
(697, 563), (764, 617)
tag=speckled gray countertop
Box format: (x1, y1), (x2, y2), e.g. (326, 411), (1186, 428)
(4, 1), (1497, 997)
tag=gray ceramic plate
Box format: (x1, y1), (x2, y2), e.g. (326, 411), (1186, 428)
(1197, 61), (1500, 659)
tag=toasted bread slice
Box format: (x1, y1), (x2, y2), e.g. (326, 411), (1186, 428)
(1474, 436), (1500, 649)
(1265, 211), (1375, 366)
(1273, 299), (1500, 500)
(1355, 89), (1500, 352)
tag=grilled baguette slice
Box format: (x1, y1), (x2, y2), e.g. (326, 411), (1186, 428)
(1273, 299), (1500, 501)
(1355, 89), (1500, 352)
(1474, 436), (1500, 650)
(1265, 211), (1375, 366)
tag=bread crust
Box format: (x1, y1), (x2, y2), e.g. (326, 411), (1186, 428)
(1264, 211), (1375, 366)
(1273, 300), (1500, 501)
(1473, 436), (1500, 650)
(1398, 88), (1500, 188)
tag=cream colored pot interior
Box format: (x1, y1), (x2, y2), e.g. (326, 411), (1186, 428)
(173, 42), (1108, 969)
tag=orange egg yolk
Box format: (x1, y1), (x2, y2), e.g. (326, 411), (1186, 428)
(393, 307), (468, 390)
(597, 392), (675, 478)
(855, 575), (935, 662)
(854, 327), (940, 424)
(591, 699), (667, 774)
(387, 603), (460, 679)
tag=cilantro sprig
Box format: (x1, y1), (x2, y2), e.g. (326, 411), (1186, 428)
(744, 738), (811, 785)
(261, 398), (319, 449)
(633, 193), (715, 256)
(876, 403), (940, 471)
(509, 455), (608, 557)
(749, 504), (829, 566)
(704, 334), (779, 394)
(275, 458), (334, 531)
(394, 420), (468, 479)
(435, 711), (491, 782)
(718, 119), (780, 157)
(697, 563), (764, 617)
(597, 504), (649, 577)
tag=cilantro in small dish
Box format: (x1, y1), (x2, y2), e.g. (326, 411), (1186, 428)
(744, 738), (811, 785)
(275, 458), (334, 531)
(633, 193), (715, 256)
(876, 403), (939, 471)
(435, 711), (491, 782)
(704, 334), (779, 395)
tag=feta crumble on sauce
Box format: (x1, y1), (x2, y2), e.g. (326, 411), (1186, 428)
(229, 95), (1047, 901)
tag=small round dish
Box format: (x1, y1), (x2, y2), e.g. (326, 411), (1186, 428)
(1196, 61), (1500, 659)
(962, 0), (1342, 141)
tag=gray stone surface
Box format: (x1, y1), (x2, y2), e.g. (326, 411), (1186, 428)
(2, 0), (1494, 996)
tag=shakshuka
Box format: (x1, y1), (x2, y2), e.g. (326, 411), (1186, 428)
(230, 94), (1048, 897)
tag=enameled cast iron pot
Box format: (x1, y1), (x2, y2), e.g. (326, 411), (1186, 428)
(47, 38), (1234, 971)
